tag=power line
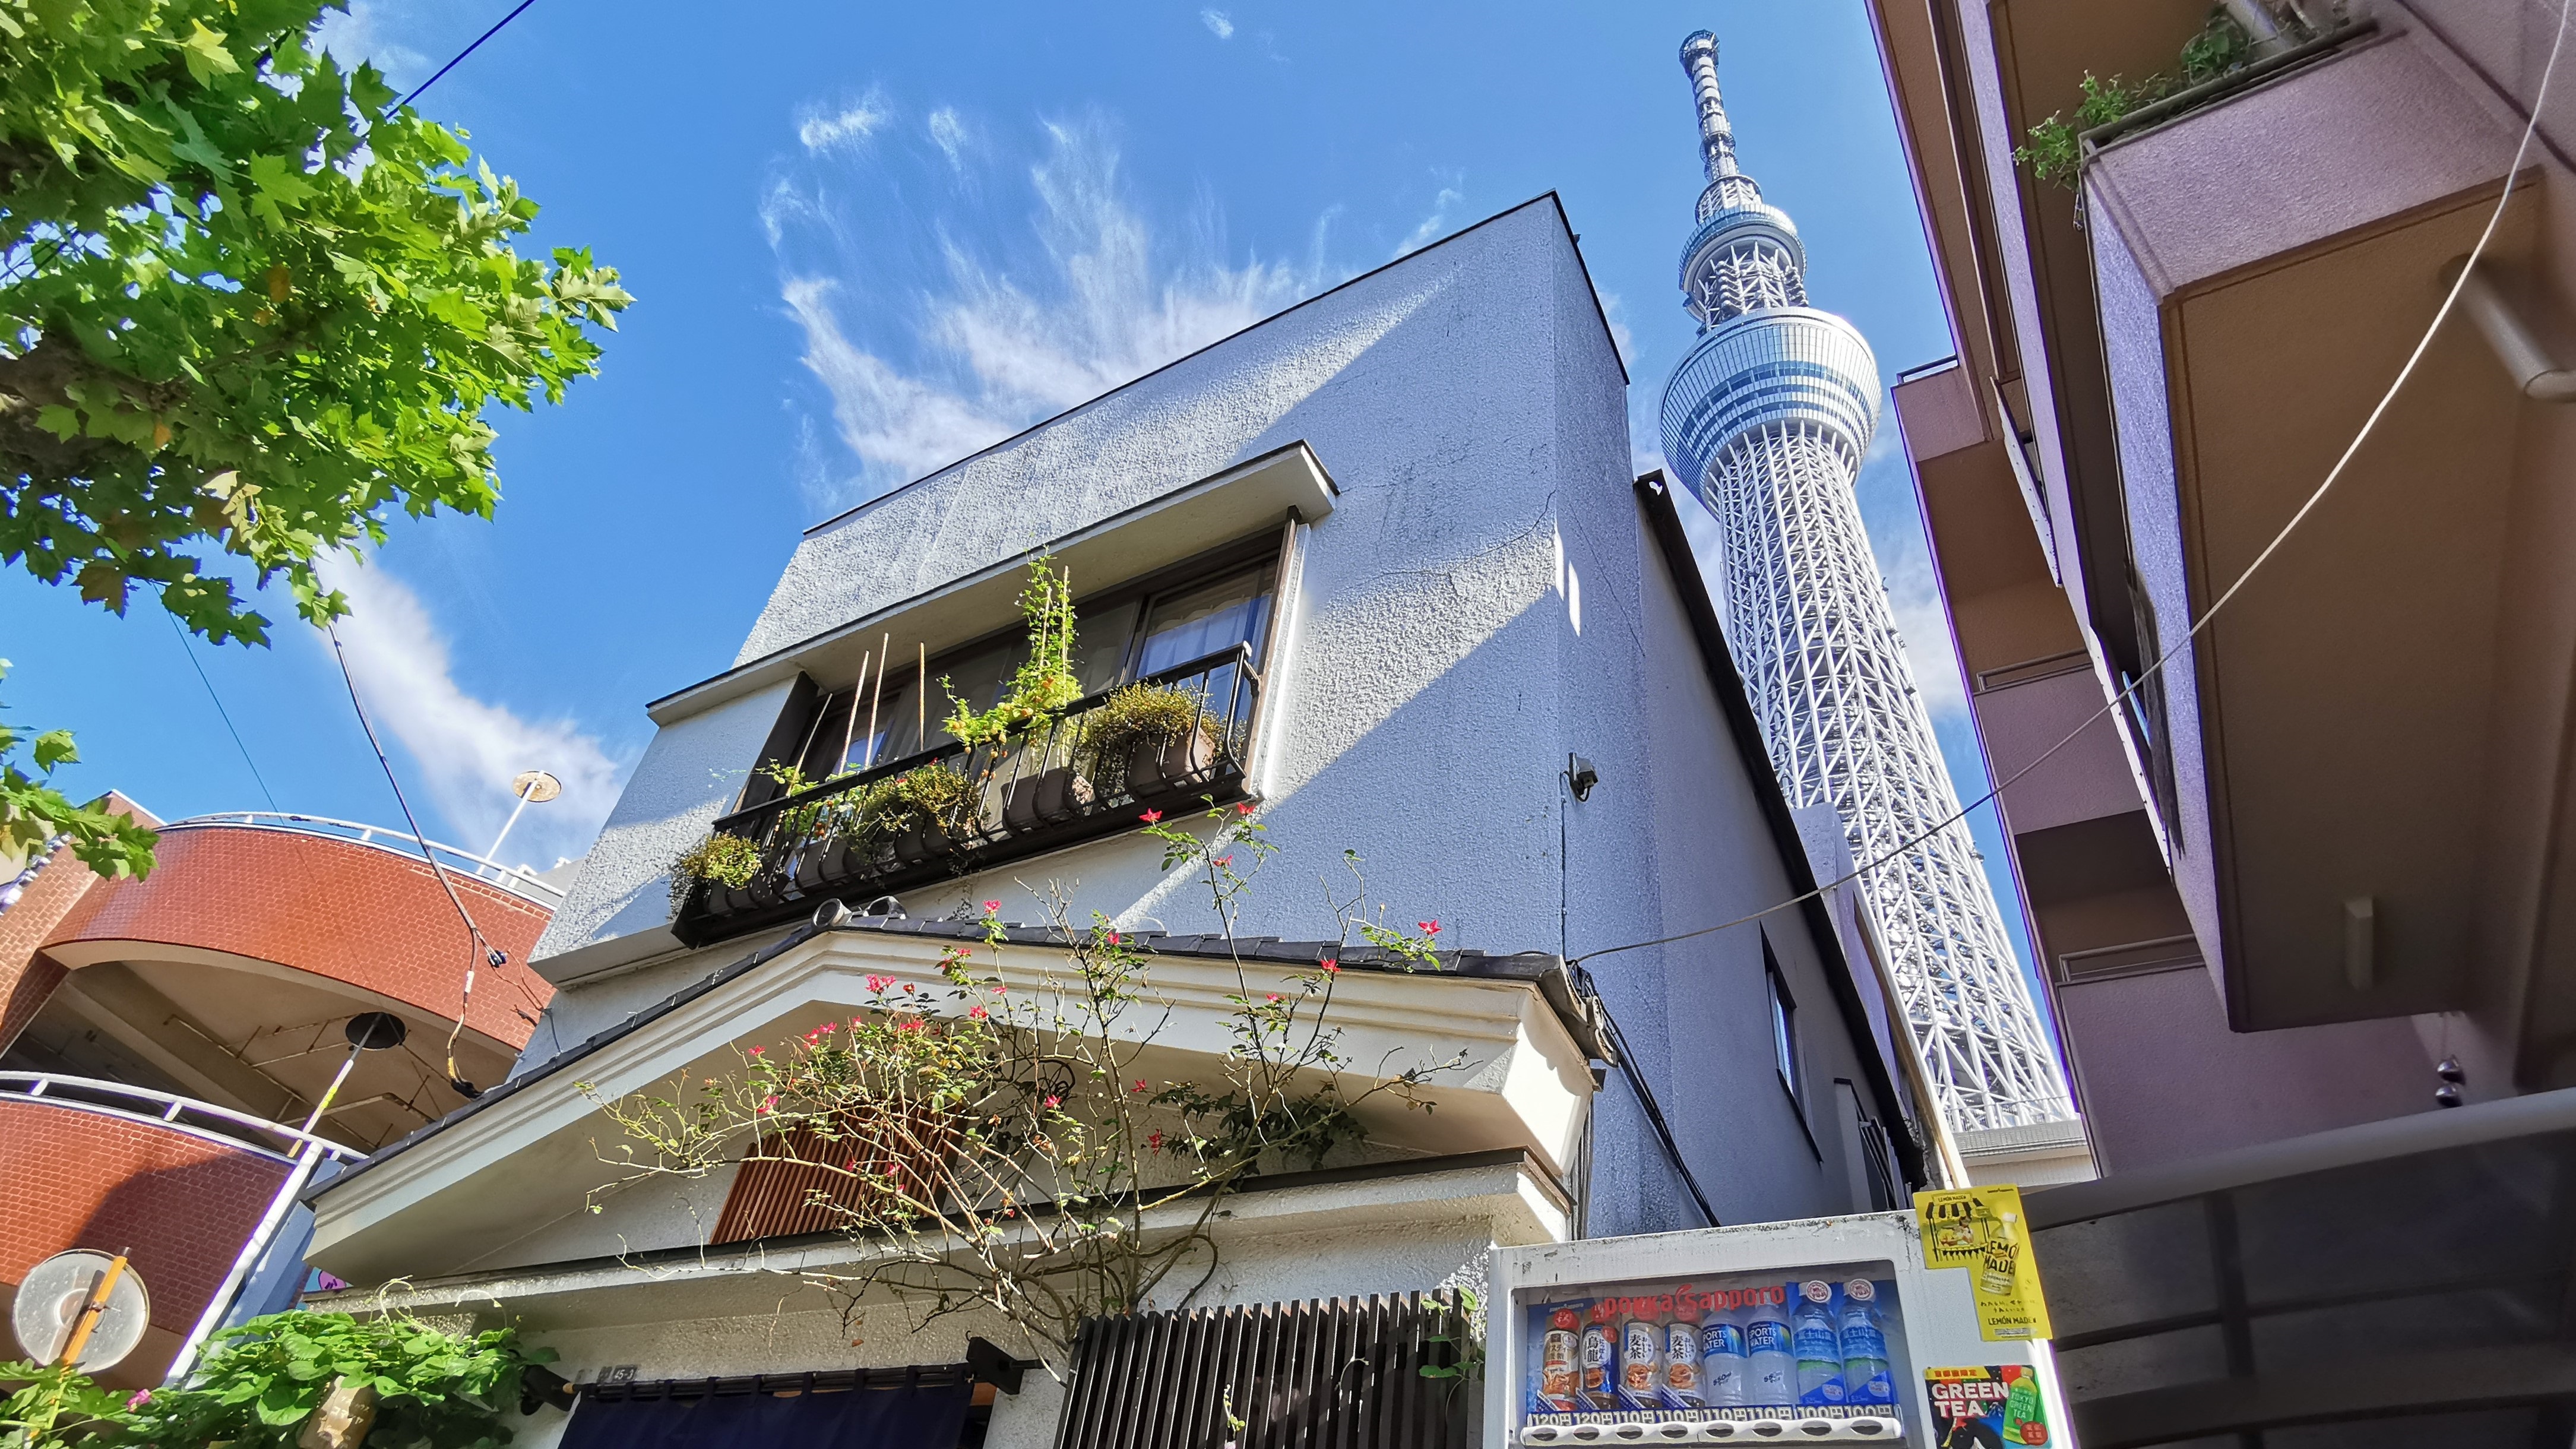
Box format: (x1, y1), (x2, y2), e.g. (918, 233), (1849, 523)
(1577, 5), (2572, 975)
(395, 0), (539, 110)
(324, 621), (510, 1092)
(163, 606), (279, 812)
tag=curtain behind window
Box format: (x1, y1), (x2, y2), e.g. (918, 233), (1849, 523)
(1138, 567), (1274, 677)
(559, 1374), (971, 1449)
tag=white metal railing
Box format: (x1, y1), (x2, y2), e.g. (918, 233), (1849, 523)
(164, 811), (566, 906)
(0, 1071), (368, 1163)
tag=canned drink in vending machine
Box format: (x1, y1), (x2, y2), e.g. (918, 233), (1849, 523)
(1580, 1302), (1618, 1407)
(1539, 1307), (1583, 1412)
(1619, 1312), (1664, 1409)
(1662, 1307), (1704, 1409)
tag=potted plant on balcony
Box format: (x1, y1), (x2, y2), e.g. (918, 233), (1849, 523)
(863, 761), (982, 867)
(669, 831), (762, 914)
(1079, 682), (1221, 800)
(944, 558), (1099, 834)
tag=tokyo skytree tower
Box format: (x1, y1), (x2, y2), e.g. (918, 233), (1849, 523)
(1657, 32), (2071, 1131)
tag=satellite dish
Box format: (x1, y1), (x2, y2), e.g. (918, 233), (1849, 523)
(511, 770), (562, 803)
(12, 1251), (151, 1372)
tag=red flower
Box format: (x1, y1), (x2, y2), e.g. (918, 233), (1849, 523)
(814, 1020), (838, 1033)
(992, 985), (1008, 995)
(866, 973), (894, 992)
(902, 982), (916, 992)
(1044, 1095), (1062, 1109)
(757, 1095), (779, 1113)
(1236, 802), (1255, 816)
(969, 1005), (990, 1020)
(1419, 920), (1441, 936)
(747, 1045), (765, 1056)
(1322, 958), (1340, 974)
(1140, 809), (1163, 824)
(1265, 994), (1281, 1003)
(1132, 1079), (1149, 1093)
(983, 899), (1001, 913)
(1106, 929), (1122, 945)
(1213, 855), (1232, 868)
(1149, 1131), (1165, 1151)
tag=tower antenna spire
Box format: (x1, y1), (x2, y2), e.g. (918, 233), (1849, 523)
(1657, 30), (2074, 1134)
(1680, 31), (1740, 181)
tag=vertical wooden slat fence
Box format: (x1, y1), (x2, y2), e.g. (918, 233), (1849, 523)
(1052, 1292), (1469, 1449)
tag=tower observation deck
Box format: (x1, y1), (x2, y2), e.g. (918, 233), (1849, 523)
(1656, 31), (2072, 1131)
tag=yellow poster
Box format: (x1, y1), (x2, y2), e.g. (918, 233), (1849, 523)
(1915, 1185), (2054, 1342)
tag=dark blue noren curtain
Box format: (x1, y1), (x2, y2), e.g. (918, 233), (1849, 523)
(558, 1374), (972, 1449)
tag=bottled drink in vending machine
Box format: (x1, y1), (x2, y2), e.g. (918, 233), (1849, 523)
(1619, 1311), (1664, 1409)
(1838, 1280), (1893, 1406)
(1580, 1302), (1618, 1407)
(1742, 1292), (1797, 1407)
(1698, 1311), (1749, 1407)
(1539, 1306), (1583, 1412)
(1792, 1281), (1847, 1406)
(1662, 1308), (1703, 1409)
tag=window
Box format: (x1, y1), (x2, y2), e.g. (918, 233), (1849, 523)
(1764, 934), (1800, 1105)
(759, 540), (1281, 791)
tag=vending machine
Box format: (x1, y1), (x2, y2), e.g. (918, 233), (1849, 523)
(1488, 1208), (2065, 1446)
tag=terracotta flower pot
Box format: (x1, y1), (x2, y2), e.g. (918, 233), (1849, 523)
(1126, 728), (1217, 799)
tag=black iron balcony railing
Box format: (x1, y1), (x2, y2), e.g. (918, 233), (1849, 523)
(675, 644), (1263, 945)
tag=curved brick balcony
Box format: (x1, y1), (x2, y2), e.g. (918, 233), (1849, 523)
(15, 819), (560, 1153)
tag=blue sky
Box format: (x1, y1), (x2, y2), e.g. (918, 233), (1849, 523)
(7, 0), (2040, 992)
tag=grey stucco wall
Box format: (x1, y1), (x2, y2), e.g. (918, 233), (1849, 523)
(526, 197), (1891, 1238)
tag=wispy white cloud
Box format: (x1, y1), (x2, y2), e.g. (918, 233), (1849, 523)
(1395, 178), (1464, 258)
(927, 106), (967, 169)
(764, 115), (1323, 505)
(313, 0), (426, 80)
(315, 555), (626, 869)
(798, 90), (894, 153)
(1201, 9), (1235, 39)
(1852, 415), (1969, 719)
(1596, 288), (1636, 371)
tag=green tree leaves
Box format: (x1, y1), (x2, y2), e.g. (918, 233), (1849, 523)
(1, 0), (633, 646)
(1, 659), (156, 877)
(127, 1308), (554, 1447)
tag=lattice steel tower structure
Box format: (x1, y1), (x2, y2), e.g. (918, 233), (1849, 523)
(1657, 31), (2071, 1130)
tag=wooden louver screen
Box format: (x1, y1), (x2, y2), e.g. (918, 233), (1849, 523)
(1052, 1292), (1469, 1449)
(710, 1113), (950, 1245)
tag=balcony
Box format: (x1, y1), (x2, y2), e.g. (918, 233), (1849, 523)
(675, 645), (1264, 945)
(2077, 21), (2535, 1033)
(0, 1072), (363, 1385)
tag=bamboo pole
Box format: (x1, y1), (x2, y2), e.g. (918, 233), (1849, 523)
(917, 641), (927, 745)
(863, 633), (890, 768)
(840, 651), (871, 776)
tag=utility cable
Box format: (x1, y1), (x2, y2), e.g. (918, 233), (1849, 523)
(325, 621), (509, 1093)
(1575, 4), (2572, 975)
(1583, 970), (1723, 1227)
(395, 0), (538, 110)
(164, 605), (279, 812)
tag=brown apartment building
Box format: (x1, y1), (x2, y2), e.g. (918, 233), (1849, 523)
(1862, 0), (2576, 1440)
(0, 808), (558, 1384)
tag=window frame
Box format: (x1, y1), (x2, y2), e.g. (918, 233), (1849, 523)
(755, 529), (1289, 793)
(1764, 932), (1802, 1109)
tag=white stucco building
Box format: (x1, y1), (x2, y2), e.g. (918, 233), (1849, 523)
(302, 196), (1934, 1449)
